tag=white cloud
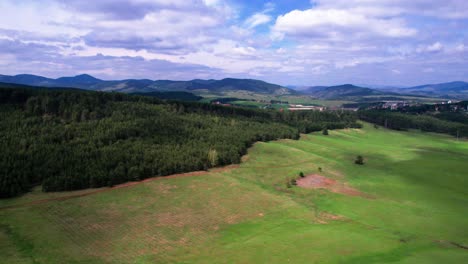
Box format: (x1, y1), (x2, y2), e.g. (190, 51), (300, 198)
(426, 42), (443, 52)
(243, 2), (275, 29)
(273, 8), (416, 40)
(244, 13), (271, 29)
(334, 56), (402, 69)
(203, 0), (220, 6)
(312, 0), (468, 19)
(455, 44), (465, 52)
(0, 1), (91, 38)
(417, 42), (444, 53)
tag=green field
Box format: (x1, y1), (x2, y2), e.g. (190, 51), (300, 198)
(1, 123), (467, 263)
(196, 90), (353, 108)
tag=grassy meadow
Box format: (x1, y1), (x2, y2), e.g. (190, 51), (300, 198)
(0, 123), (467, 263)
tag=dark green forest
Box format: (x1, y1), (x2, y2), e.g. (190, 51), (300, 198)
(359, 110), (468, 137)
(0, 85), (360, 198)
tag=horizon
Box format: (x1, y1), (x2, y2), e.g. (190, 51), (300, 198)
(1, 1), (467, 86)
(2, 72), (468, 88)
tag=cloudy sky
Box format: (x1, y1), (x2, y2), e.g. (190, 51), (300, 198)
(0, 0), (467, 86)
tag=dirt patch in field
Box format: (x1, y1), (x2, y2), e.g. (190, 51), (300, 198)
(297, 174), (369, 197)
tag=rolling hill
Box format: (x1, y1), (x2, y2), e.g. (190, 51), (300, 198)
(301, 84), (390, 99)
(0, 74), (295, 95)
(400, 81), (468, 98)
(299, 82), (468, 100)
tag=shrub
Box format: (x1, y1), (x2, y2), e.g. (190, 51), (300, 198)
(291, 178), (297, 186)
(355, 155), (364, 165)
(299, 171), (304, 178)
(322, 128), (329, 135)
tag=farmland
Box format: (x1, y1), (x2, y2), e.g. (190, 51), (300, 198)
(1, 123), (467, 263)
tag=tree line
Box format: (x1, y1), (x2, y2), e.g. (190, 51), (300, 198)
(359, 110), (468, 137)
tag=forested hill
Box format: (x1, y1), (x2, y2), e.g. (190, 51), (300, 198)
(302, 84), (390, 99)
(0, 74), (295, 95)
(359, 106), (468, 138)
(0, 84), (360, 198)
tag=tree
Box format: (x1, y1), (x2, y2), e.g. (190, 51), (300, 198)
(355, 155), (364, 165)
(318, 167), (322, 172)
(208, 149), (219, 167)
(299, 171), (304, 178)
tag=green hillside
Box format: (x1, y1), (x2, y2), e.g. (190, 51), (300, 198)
(1, 123), (466, 263)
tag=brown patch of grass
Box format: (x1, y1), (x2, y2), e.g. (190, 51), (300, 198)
(315, 212), (345, 224)
(297, 174), (370, 198)
(209, 164), (239, 173)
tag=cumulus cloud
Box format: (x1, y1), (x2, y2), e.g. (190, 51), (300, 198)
(0, 0), (229, 53)
(313, 0), (468, 19)
(81, 8), (222, 53)
(273, 6), (416, 41)
(0, 38), (223, 80)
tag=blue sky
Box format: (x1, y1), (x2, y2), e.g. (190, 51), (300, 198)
(0, 0), (467, 86)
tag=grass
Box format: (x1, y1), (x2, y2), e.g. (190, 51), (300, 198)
(196, 91), (354, 108)
(1, 123), (467, 263)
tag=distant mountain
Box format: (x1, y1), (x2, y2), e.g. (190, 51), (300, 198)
(298, 81), (468, 99)
(56, 74), (102, 86)
(301, 84), (389, 99)
(0, 74), (295, 95)
(401, 81), (468, 98)
(147, 78), (294, 95)
(0, 74), (55, 87)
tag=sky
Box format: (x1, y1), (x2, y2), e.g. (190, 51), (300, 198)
(0, 0), (467, 86)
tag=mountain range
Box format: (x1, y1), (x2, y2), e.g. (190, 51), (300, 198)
(0, 74), (294, 95)
(394, 81), (468, 98)
(0, 73), (467, 99)
(300, 82), (468, 99)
